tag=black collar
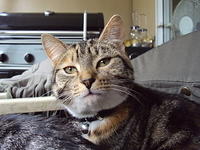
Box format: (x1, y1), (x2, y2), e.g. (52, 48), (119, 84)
(78, 108), (116, 134)
(79, 107), (116, 122)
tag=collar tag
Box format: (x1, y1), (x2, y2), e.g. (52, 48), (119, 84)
(80, 122), (90, 134)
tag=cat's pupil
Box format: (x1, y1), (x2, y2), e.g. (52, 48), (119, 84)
(97, 57), (111, 68)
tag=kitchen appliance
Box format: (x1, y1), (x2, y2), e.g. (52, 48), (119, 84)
(0, 12), (104, 78)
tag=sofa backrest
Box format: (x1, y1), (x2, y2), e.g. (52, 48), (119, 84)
(131, 31), (200, 103)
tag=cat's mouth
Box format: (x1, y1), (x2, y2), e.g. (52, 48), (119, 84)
(82, 90), (102, 98)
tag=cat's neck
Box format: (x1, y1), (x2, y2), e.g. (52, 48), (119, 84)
(80, 83), (159, 146)
(78, 105), (120, 123)
(80, 95), (150, 145)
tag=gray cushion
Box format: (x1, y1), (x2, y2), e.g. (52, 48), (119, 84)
(131, 31), (200, 103)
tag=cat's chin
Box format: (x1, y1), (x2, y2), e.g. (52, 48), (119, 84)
(62, 90), (128, 119)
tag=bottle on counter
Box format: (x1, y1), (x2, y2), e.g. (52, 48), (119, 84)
(140, 28), (154, 48)
(124, 25), (142, 47)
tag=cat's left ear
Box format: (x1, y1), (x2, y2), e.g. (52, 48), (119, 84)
(99, 15), (125, 45)
(41, 34), (68, 66)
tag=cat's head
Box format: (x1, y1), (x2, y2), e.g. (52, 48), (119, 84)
(42, 15), (134, 118)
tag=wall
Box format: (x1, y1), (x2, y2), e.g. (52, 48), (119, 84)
(0, 0), (133, 39)
(132, 0), (155, 37)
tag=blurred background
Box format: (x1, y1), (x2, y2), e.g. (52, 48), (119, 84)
(0, 0), (154, 40)
(0, 0), (199, 77)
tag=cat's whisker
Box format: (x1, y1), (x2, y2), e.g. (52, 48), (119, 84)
(113, 129), (120, 138)
(110, 78), (134, 83)
(56, 93), (73, 105)
(109, 78), (135, 86)
(62, 97), (73, 105)
(40, 90), (54, 97)
(109, 84), (142, 97)
(108, 87), (143, 106)
(56, 92), (71, 99)
(99, 86), (139, 103)
(56, 88), (72, 95)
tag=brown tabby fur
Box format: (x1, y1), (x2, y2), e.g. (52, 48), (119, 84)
(41, 15), (200, 149)
(83, 102), (130, 144)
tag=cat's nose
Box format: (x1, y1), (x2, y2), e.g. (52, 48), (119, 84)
(81, 78), (95, 89)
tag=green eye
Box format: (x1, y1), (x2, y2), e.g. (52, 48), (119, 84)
(97, 57), (111, 68)
(64, 66), (77, 74)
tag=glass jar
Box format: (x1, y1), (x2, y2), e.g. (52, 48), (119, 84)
(130, 25), (142, 47)
(140, 28), (154, 48)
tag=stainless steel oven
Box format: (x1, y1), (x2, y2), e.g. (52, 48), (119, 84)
(0, 12), (104, 78)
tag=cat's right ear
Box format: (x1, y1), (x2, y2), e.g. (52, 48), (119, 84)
(41, 34), (68, 66)
(98, 15), (125, 43)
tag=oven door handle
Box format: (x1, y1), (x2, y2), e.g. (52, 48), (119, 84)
(0, 64), (31, 71)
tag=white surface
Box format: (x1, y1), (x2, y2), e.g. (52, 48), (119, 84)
(0, 96), (63, 115)
(0, 93), (8, 99)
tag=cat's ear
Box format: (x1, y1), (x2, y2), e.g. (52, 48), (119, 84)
(41, 34), (68, 65)
(99, 15), (125, 43)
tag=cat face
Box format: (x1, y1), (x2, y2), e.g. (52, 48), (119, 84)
(42, 15), (134, 118)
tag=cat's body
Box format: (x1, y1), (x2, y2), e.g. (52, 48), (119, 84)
(1, 85), (200, 150)
(0, 114), (99, 150)
(0, 15), (200, 150)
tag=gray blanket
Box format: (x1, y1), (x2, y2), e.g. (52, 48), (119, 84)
(0, 59), (53, 98)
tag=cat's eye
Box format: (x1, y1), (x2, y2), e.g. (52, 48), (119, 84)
(64, 66), (78, 74)
(97, 57), (111, 68)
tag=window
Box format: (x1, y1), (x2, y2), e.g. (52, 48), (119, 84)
(155, 0), (200, 46)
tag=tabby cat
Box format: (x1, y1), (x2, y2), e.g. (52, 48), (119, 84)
(0, 15), (200, 150)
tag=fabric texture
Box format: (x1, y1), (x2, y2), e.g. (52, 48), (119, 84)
(0, 59), (53, 98)
(131, 31), (200, 103)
